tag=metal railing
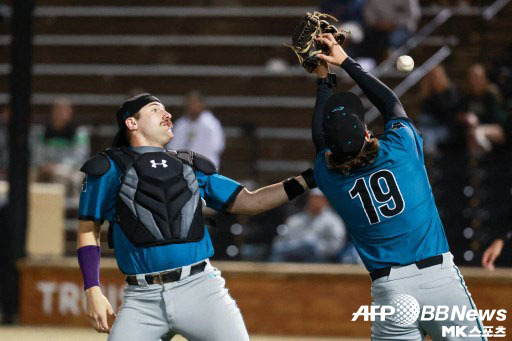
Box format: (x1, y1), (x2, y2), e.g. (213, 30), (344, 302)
(483, 0), (511, 20)
(360, 8), (453, 81)
(356, 0), (510, 124)
(0, 5), (317, 18)
(365, 46), (452, 123)
(351, 0), (509, 91)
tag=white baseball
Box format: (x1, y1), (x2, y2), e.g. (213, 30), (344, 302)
(397, 55), (414, 72)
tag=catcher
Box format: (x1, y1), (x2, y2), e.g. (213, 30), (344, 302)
(77, 94), (316, 340)
(287, 11), (348, 73)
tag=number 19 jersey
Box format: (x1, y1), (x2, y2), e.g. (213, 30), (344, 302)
(314, 118), (449, 271)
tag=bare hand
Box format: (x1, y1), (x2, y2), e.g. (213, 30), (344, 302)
(482, 239), (505, 271)
(85, 286), (116, 333)
(314, 33), (348, 66)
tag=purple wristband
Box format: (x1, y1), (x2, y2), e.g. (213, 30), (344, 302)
(77, 245), (101, 290)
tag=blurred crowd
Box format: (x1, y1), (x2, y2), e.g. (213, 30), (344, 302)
(0, 90), (225, 201)
(319, 0), (422, 68)
(2, 59), (512, 272)
(415, 48), (512, 268)
(0, 98), (90, 203)
(419, 63), (508, 156)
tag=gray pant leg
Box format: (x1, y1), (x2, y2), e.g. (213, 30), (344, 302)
(413, 265), (487, 341)
(371, 279), (425, 341)
(109, 285), (175, 341)
(167, 268), (250, 341)
(369, 254), (488, 341)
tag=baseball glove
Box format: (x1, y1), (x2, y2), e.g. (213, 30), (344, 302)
(287, 12), (348, 73)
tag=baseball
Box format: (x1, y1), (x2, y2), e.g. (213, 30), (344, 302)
(397, 55), (414, 72)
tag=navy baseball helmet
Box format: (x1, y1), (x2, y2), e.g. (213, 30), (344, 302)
(112, 93), (161, 147)
(322, 92), (366, 162)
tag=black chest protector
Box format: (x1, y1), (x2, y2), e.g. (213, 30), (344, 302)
(103, 147), (214, 248)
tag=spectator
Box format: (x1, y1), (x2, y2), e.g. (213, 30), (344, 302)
(0, 104), (8, 180)
(481, 195), (512, 271)
(489, 43), (512, 112)
(320, 0), (368, 60)
(418, 65), (463, 155)
(269, 188), (346, 263)
(482, 211), (512, 271)
(482, 238), (506, 271)
(361, 0), (421, 62)
(165, 90), (225, 168)
(320, 0), (366, 26)
(34, 97), (90, 199)
(458, 64), (507, 156)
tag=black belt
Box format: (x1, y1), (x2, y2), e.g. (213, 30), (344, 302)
(370, 255), (444, 282)
(126, 261), (207, 286)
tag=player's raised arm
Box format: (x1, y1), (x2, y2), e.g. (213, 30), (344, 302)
(316, 34), (407, 123)
(311, 62), (332, 153)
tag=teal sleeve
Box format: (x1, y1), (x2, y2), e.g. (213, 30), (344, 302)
(78, 159), (121, 223)
(195, 171), (244, 212)
(314, 150), (329, 186)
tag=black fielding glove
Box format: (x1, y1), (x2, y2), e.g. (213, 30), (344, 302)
(287, 11), (349, 73)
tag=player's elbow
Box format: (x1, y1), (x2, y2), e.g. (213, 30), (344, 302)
(229, 189), (265, 216)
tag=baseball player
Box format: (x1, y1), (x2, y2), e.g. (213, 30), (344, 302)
(77, 93), (316, 340)
(482, 238), (506, 271)
(311, 33), (487, 340)
(482, 213), (511, 270)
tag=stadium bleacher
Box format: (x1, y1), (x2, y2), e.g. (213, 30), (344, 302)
(0, 0), (511, 264)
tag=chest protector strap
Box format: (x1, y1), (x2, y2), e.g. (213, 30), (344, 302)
(105, 147), (205, 248)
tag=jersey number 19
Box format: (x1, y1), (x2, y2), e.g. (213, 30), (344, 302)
(349, 169), (405, 224)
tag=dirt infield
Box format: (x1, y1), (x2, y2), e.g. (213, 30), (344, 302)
(0, 326), (368, 341)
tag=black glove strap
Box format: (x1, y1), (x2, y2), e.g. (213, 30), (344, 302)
(282, 177), (305, 201)
(316, 73), (337, 88)
(301, 168), (317, 189)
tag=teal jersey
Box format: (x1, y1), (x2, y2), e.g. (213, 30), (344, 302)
(314, 118), (449, 271)
(79, 154), (242, 275)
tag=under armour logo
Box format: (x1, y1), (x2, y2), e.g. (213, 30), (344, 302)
(150, 160), (168, 168)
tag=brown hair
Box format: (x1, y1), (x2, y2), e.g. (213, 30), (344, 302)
(326, 137), (380, 175)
